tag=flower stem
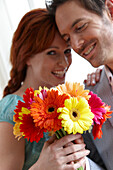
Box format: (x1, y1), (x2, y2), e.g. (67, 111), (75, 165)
(55, 129), (84, 170)
(55, 129), (63, 138)
(77, 167), (84, 170)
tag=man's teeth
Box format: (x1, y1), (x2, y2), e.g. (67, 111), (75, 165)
(84, 45), (95, 55)
(53, 70), (65, 77)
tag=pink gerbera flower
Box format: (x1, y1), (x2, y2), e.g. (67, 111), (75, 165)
(88, 91), (106, 124)
(37, 89), (47, 100)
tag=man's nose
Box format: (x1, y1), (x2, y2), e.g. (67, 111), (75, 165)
(70, 36), (85, 54)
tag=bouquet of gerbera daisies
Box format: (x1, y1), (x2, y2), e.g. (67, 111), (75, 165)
(13, 82), (112, 170)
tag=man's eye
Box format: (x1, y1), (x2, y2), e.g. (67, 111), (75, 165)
(47, 51), (56, 55)
(65, 37), (70, 43)
(76, 23), (88, 32)
(63, 35), (70, 43)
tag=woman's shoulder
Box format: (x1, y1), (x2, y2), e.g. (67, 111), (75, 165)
(0, 94), (22, 110)
(0, 94), (23, 124)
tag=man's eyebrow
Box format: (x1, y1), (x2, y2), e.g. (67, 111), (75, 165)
(61, 18), (85, 38)
(71, 18), (85, 29)
(62, 34), (68, 39)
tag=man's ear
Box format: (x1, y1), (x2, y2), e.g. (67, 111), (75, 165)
(105, 0), (113, 18)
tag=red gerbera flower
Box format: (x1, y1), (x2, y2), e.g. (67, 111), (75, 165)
(23, 87), (34, 104)
(14, 101), (30, 121)
(20, 114), (45, 143)
(92, 123), (103, 140)
(14, 87), (34, 121)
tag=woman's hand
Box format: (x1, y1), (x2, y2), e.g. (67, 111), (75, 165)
(84, 68), (102, 86)
(30, 134), (90, 170)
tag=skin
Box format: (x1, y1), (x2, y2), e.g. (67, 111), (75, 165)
(106, 0), (113, 18)
(84, 68), (102, 86)
(55, 0), (113, 71)
(15, 31), (72, 96)
(30, 134), (89, 170)
(26, 31), (72, 89)
(0, 31), (90, 170)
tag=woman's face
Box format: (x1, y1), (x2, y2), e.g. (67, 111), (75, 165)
(27, 31), (72, 89)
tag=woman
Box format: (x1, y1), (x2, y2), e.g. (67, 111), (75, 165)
(0, 9), (89, 170)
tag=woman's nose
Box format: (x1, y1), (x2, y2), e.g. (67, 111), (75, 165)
(58, 55), (69, 68)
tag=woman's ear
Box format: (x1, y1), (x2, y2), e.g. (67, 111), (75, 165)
(26, 58), (31, 66)
(105, 0), (113, 18)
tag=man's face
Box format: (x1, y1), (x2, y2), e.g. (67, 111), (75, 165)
(55, 0), (113, 68)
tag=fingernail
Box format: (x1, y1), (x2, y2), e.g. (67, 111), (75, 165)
(86, 150), (90, 154)
(92, 80), (95, 85)
(87, 81), (90, 86)
(84, 144), (86, 147)
(96, 76), (99, 81)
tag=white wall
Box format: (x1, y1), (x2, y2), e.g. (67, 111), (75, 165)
(0, 0), (101, 99)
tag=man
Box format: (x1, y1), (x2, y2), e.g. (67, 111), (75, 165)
(46, 0), (113, 169)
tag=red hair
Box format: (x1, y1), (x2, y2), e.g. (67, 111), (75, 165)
(3, 8), (57, 97)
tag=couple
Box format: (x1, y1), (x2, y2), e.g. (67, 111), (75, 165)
(46, 0), (113, 170)
(0, 0), (113, 169)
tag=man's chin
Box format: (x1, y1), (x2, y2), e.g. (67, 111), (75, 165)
(89, 61), (101, 68)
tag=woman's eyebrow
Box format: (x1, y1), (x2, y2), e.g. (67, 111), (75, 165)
(47, 46), (59, 49)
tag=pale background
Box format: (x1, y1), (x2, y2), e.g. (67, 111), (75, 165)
(0, 0), (101, 99)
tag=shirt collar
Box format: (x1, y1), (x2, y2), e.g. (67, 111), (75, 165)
(104, 65), (113, 84)
(104, 65), (113, 93)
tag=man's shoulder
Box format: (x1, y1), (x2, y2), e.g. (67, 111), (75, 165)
(85, 68), (109, 93)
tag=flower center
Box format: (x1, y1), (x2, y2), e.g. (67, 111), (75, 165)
(72, 111), (77, 118)
(70, 108), (80, 121)
(46, 104), (56, 114)
(48, 107), (55, 112)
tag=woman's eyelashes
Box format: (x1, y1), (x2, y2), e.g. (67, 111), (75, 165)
(46, 48), (71, 56)
(64, 49), (71, 55)
(47, 50), (56, 55)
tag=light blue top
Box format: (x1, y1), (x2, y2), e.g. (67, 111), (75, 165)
(0, 94), (50, 170)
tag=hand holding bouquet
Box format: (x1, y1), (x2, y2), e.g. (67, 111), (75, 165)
(13, 82), (112, 169)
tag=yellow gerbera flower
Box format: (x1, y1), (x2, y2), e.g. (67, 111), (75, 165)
(13, 121), (23, 140)
(13, 107), (31, 140)
(57, 97), (94, 134)
(56, 82), (90, 100)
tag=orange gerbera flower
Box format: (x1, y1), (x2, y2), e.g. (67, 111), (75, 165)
(31, 89), (69, 132)
(101, 105), (112, 124)
(92, 105), (112, 140)
(56, 82), (90, 100)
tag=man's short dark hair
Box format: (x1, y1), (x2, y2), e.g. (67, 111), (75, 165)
(46, 0), (106, 16)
